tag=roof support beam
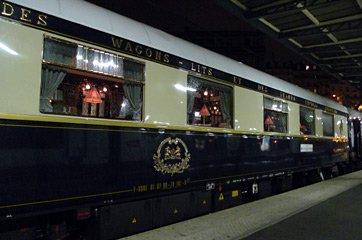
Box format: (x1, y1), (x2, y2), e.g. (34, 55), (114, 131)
(301, 8), (319, 25)
(279, 15), (362, 38)
(229, 0), (247, 11)
(243, 0), (340, 20)
(334, 65), (362, 70)
(340, 72), (362, 77)
(303, 37), (362, 48)
(300, 43), (362, 53)
(315, 57), (362, 65)
(259, 18), (281, 32)
(317, 53), (362, 61)
(250, 0), (293, 11)
(357, 0), (362, 9)
(330, 67), (362, 73)
(284, 13), (362, 32)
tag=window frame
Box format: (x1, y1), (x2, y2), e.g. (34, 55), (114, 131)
(299, 106), (315, 136)
(186, 75), (233, 129)
(322, 112), (334, 137)
(263, 96), (288, 133)
(40, 36), (145, 121)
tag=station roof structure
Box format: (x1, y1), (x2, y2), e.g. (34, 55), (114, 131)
(219, 0), (362, 90)
(86, 0), (362, 91)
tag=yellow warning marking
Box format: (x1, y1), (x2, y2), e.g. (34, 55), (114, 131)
(174, 208), (179, 214)
(132, 218), (137, 224)
(232, 190), (239, 198)
(219, 193), (224, 201)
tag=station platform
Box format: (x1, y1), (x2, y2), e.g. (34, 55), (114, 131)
(119, 170), (362, 240)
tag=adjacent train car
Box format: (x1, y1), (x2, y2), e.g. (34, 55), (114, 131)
(348, 109), (362, 162)
(0, 0), (353, 239)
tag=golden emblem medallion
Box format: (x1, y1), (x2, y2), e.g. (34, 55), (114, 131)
(153, 137), (191, 176)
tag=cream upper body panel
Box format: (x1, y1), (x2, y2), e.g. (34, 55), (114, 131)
(0, 19), (43, 115)
(144, 62), (188, 127)
(288, 102), (300, 136)
(314, 110), (324, 137)
(234, 87), (263, 133)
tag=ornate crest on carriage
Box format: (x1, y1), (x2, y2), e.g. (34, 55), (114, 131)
(153, 137), (191, 176)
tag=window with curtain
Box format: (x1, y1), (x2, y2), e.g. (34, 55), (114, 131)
(322, 113), (334, 136)
(263, 97), (288, 133)
(300, 106), (315, 135)
(187, 75), (233, 128)
(40, 37), (144, 120)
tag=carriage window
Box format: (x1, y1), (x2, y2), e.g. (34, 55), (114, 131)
(263, 97), (288, 133)
(40, 37), (144, 120)
(187, 76), (233, 128)
(322, 113), (334, 136)
(300, 106), (315, 135)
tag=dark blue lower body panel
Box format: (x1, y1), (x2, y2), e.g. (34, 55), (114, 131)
(0, 119), (348, 220)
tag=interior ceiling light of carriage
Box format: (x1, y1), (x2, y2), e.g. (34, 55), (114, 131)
(223, 0), (362, 91)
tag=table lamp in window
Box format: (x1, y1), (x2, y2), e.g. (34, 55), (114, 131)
(83, 87), (103, 116)
(84, 87), (102, 104)
(264, 115), (274, 131)
(200, 104), (210, 125)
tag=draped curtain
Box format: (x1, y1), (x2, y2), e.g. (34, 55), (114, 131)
(187, 76), (199, 115)
(123, 83), (142, 120)
(187, 91), (195, 115)
(219, 91), (232, 128)
(40, 67), (66, 112)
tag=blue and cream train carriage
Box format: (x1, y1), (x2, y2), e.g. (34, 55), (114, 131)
(0, 0), (358, 239)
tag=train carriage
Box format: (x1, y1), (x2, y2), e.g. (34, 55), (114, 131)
(348, 109), (362, 162)
(0, 0), (353, 239)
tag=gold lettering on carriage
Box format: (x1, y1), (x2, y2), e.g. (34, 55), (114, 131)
(111, 37), (170, 63)
(280, 92), (296, 101)
(1, 2), (48, 26)
(305, 100), (318, 108)
(153, 137), (191, 176)
(324, 107), (337, 114)
(233, 76), (243, 85)
(191, 62), (213, 76)
(257, 84), (268, 93)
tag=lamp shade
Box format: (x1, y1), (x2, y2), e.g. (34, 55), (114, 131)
(84, 87), (102, 104)
(200, 104), (210, 117)
(264, 115), (273, 125)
